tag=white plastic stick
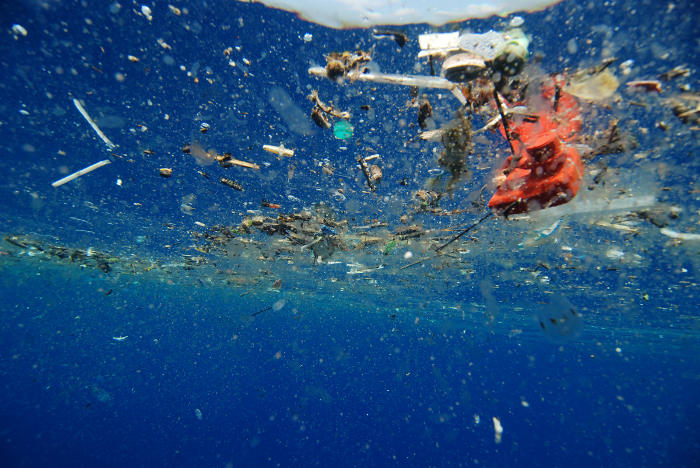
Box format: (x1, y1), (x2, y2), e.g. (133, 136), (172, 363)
(73, 98), (116, 150)
(660, 228), (700, 241)
(51, 159), (112, 187)
(308, 67), (467, 105)
(515, 195), (658, 220)
(263, 144), (294, 157)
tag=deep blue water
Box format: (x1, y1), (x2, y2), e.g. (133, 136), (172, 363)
(1, 264), (697, 467)
(1, 0), (698, 467)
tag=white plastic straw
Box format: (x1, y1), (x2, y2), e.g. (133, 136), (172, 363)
(660, 228), (700, 241)
(73, 98), (116, 150)
(308, 67), (467, 105)
(51, 159), (112, 187)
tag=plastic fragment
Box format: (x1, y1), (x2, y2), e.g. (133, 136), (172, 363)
(51, 160), (112, 187)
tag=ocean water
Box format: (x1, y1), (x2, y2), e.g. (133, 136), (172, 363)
(0, 0), (698, 466)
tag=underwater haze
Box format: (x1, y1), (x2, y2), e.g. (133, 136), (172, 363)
(0, 0), (698, 466)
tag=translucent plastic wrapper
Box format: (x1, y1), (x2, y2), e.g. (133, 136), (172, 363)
(247, 0), (561, 28)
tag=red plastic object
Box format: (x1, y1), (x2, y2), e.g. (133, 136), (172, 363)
(488, 77), (584, 214)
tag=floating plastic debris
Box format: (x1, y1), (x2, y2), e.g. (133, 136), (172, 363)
(268, 87), (315, 136)
(308, 66), (467, 104)
(492, 417), (503, 444)
(263, 144), (294, 157)
(536, 293), (583, 340)
(51, 159), (112, 187)
(519, 219), (561, 248)
(11, 24), (28, 37)
(565, 66), (619, 101)
(72, 98), (116, 150)
(660, 228), (700, 242)
(333, 120), (353, 140)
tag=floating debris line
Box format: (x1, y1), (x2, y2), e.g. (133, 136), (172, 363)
(72, 97), (116, 150)
(51, 159), (112, 187)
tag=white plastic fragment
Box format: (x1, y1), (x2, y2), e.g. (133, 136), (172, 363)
(518, 219), (561, 248)
(72, 98), (116, 150)
(660, 228), (700, 242)
(418, 32), (460, 55)
(510, 16), (525, 27)
(263, 144), (294, 157)
(141, 5), (153, 21)
(12, 24), (28, 37)
(515, 195), (657, 220)
(595, 221), (639, 233)
(51, 159), (112, 187)
(492, 416), (503, 444)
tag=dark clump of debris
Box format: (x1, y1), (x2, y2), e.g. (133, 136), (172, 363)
(325, 50), (372, 82)
(308, 90), (351, 129)
(670, 94), (700, 127)
(584, 120), (638, 159)
(417, 98), (433, 129)
(193, 204), (351, 263)
(4, 234), (116, 274)
(372, 29), (409, 48)
(438, 110), (473, 192)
